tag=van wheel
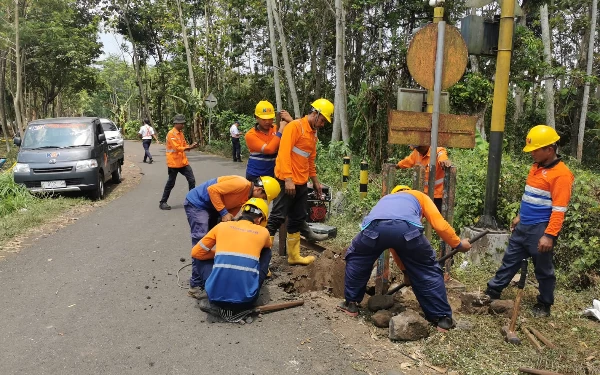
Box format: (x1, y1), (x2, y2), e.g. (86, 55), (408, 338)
(111, 165), (122, 184)
(90, 172), (105, 200)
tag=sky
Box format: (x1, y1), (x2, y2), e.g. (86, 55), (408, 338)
(98, 32), (131, 62)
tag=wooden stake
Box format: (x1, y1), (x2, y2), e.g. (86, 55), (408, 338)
(522, 326), (543, 352)
(529, 327), (557, 349)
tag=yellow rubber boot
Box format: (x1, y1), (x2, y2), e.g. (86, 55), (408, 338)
(267, 236), (275, 278)
(287, 232), (315, 266)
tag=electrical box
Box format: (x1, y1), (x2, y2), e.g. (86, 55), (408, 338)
(460, 15), (500, 57)
(397, 88), (449, 114)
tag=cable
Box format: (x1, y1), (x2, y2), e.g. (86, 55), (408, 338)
(176, 263), (192, 289)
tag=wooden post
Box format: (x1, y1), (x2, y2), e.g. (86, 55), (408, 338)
(375, 163), (396, 294)
(441, 165), (457, 275)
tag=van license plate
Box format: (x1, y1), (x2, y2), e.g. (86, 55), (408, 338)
(41, 180), (66, 189)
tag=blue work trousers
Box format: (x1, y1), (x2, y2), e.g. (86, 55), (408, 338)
(195, 248), (272, 310)
(185, 199), (220, 288)
(142, 139), (152, 161)
(343, 219), (452, 321)
(487, 222), (555, 305)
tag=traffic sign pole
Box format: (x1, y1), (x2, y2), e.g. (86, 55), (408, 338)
(428, 20), (446, 203)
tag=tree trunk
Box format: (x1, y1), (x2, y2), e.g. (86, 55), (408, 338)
(13, 0), (24, 136)
(0, 50), (10, 152)
(513, 12), (527, 123)
(176, 0), (199, 143)
(265, 0), (282, 111)
(577, 0), (598, 162)
(540, 4), (555, 128)
(271, 2), (300, 118)
(332, 0), (349, 143)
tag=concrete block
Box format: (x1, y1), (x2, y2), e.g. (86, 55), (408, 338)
(462, 226), (510, 265)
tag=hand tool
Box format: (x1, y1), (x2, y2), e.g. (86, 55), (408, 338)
(518, 367), (564, 375)
(522, 326), (543, 352)
(528, 326), (557, 349)
(386, 230), (490, 296)
(217, 300), (305, 323)
(501, 259), (528, 345)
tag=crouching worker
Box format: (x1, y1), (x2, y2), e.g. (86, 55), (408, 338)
(190, 198), (272, 315)
(186, 175), (280, 299)
(338, 185), (472, 330)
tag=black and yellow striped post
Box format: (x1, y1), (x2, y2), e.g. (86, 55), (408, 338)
(359, 160), (368, 199)
(342, 156), (350, 189)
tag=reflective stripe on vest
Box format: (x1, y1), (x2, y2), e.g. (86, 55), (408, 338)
(249, 155), (275, 161)
(166, 149), (176, 153)
(213, 264), (259, 274)
(435, 178), (444, 186)
(292, 146), (310, 158)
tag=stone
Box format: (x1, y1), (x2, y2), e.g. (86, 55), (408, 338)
(371, 310), (393, 328)
(389, 302), (407, 315)
(460, 292), (491, 314)
(367, 295), (395, 312)
(389, 309), (430, 341)
(455, 319), (475, 331)
(445, 279), (466, 292)
(489, 299), (514, 317)
(387, 371), (405, 375)
(462, 226), (510, 265)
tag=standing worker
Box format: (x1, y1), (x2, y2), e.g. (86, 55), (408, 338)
(396, 145), (452, 211)
(337, 185), (471, 330)
(185, 175), (280, 298)
(191, 198), (272, 314)
(159, 114), (198, 210)
(245, 101), (328, 243)
(230, 120), (242, 162)
(265, 98), (334, 265)
(486, 125), (574, 318)
(138, 118), (160, 164)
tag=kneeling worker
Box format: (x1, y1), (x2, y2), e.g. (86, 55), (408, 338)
(185, 175), (280, 298)
(190, 198), (272, 312)
(338, 185), (471, 330)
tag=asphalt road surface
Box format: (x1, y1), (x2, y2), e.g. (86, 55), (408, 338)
(0, 141), (360, 375)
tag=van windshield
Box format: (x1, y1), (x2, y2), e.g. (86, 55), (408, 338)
(21, 123), (93, 149)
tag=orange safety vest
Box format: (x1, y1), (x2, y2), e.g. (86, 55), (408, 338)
(274, 117), (317, 184)
(397, 147), (448, 198)
(165, 127), (189, 168)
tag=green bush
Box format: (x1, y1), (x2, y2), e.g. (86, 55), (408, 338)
(122, 120), (141, 140)
(0, 172), (38, 218)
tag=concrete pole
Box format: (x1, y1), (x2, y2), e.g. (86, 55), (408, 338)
(479, 0), (515, 229)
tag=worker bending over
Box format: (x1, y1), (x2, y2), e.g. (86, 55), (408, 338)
(246, 100), (327, 243)
(191, 198), (272, 313)
(396, 145), (451, 211)
(338, 185), (471, 330)
(266, 98), (334, 265)
(486, 125), (574, 318)
(185, 175), (280, 298)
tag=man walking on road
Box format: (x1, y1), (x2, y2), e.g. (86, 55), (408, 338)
(245, 100), (327, 243)
(159, 114), (198, 210)
(338, 185), (471, 330)
(230, 120), (242, 162)
(396, 145), (452, 211)
(486, 125), (574, 318)
(185, 175), (280, 298)
(191, 198), (272, 314)
(265, 98), (334, 266)
(138, 118), (160, 164)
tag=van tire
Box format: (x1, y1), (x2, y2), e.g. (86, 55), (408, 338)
(90, 172), (105, 201)
(111, 165), (122, 184)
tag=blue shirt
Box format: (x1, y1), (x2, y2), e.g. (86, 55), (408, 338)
(361, 193), (424, 230)
(185, 178), (218, 209)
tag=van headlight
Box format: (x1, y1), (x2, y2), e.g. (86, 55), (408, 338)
(76, 159), (98, 170)
(13, 163), (30, 173)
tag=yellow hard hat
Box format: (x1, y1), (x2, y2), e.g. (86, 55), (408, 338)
(311, 98), (334, 123)
(523, 125), (560, 152)
(391, 185), (411, 194)
(255, 100), (275, 120)
(242, 198), (269, 226)
(256, 176), (281, 202)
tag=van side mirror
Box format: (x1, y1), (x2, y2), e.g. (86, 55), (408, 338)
(13, 137), (21, 146)
(98, 134), (106, 143)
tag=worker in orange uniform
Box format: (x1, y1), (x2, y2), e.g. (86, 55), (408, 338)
(338, 185), (471, 331)
(159, 114), (199, 210)
(185, 175), (280, 298)
(396, 145), (452, 211)
(265, 98), (334, 265)
(486, 125), (574, 318)
(191, 198), (272, 314)
(246, 100), (327, 242)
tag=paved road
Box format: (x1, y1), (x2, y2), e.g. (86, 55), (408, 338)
(0, 141), (359, 375)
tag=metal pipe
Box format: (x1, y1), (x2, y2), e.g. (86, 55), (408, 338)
(427, 20), (446, 202)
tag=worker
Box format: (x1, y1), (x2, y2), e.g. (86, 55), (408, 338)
(185, 175), (280, 298)
(396, 145), (452, 211)
(159, 114), (199, 210)
(245, 100), (327, 243)
(265, 98), (334, 265)
(337, 185), (472, 330)
(486, 125), (574, 318)
(190, 198), (272, 314)
(230, 120), (242, 162)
